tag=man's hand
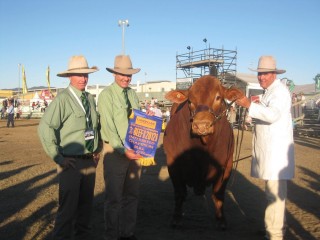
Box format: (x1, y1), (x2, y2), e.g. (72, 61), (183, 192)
(236, 96), (251, 109)
(59, 157), (76, 169)
(125, 149), (143, 160)
(93, 153), (100, 167)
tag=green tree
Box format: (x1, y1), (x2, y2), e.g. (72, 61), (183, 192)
(314, 73), (320, 90)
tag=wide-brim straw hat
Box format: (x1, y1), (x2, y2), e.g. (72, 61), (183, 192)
(106, 55), (140, 75)
(57, 55), (99, 77)
(249, 56), (286, 74)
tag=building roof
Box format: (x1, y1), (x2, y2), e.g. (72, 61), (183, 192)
(236, 73), (258, 84)
(292, 83), (317, 94)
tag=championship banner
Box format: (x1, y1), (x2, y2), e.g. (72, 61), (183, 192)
(124, 109), (162, 166)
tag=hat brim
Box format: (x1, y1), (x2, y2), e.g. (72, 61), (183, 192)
(106, 67), (141, 75)
(57, 68), (98, 77)
(249, 68), (286, 74)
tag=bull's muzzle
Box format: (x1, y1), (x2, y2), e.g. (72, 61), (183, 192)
(191, 113), (214, 136)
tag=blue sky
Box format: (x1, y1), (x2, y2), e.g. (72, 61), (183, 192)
(0, 0), (319, 90)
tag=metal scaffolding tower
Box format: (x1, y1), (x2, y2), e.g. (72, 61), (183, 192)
(176, 46), (237, 89)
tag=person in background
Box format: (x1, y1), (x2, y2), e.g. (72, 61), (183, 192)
(227, 105), (237, 128)
(151, 102), (163, 118)
(165, 107), (170, 122)
(98, 55), (144, 240)
(297, 92), (306, 114)
(38, 55), (101, 240)
(236, 56), (295, 240)
(6, 100), (14, 127)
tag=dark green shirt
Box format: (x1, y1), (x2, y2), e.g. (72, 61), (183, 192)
(98, 82), (140, 154)
(38, 85), (100, 164)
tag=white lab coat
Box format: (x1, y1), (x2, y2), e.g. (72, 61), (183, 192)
(248, 79), (295, 180)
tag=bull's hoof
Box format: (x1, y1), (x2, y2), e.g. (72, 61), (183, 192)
(171, 218), (182, 228)
(216, 219), (227, 231)
(171, 212), (184, 228)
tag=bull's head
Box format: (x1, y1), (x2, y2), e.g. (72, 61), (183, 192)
(165, 75), (244, 143)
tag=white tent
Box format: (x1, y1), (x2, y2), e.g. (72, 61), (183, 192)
(31, 91), (44, 103)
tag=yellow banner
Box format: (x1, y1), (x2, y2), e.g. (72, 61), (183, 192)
(22, 65), (28, 94)
(46, 66), (51, 92)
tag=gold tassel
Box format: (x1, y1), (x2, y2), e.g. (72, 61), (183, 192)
(139, 157), (156, 166)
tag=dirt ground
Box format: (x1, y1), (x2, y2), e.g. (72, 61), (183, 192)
(0, 118), (319, 240)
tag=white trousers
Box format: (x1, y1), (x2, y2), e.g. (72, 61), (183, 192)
(265, 180), (287, 240)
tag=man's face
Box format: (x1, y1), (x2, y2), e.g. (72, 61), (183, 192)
(69, 74), (89, 91)
(257, 72), (276, 89)
(114, 73), (132, 88)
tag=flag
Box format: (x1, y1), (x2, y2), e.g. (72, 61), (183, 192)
(288, 80), (295, 92)
(46, 65), (51, 92)
(22, 65), (28, 94)
(316, 77), (320, 91)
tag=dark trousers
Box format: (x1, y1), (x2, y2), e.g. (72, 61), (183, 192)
(7, 113), (14, 127)
(103, 143), (141, 240)
(53, 158), (96, 240)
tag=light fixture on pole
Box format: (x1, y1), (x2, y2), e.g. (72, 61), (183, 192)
(203, 38), (207, 45)
(187, 46), (192, 63)
(118, 19), (129, 55)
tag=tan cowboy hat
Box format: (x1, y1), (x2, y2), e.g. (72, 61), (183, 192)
(106, 55), (140, 75)
(57, 55), (99, 77)
(249, 56), (286, 74)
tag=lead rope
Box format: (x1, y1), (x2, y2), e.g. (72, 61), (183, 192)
(229, 107), (249, 186)
(219, 101), (236, 182)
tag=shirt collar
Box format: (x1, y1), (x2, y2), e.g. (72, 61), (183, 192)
(69, 84), (85, 97)
(111, 82), (130, 95)
(266, 78), (281, 92)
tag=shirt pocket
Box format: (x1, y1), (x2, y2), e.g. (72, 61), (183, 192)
(113, 100), (127, 115)
(71, 110), (87, 130)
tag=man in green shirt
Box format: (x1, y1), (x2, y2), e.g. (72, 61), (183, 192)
(38, 55), (101, 240)
(98, 55), (142, 240)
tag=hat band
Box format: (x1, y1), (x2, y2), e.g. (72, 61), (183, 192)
(114, 67), (134, 70)
(68, 67), (90, 71)
(258, 67), (276, 70)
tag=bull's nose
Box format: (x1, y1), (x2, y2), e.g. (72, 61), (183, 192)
(192, 121), (213, 135)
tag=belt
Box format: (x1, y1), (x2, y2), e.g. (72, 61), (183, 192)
(63, 154), (93, 160)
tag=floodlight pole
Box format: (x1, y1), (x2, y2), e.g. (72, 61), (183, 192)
(118, 19), (129, 55)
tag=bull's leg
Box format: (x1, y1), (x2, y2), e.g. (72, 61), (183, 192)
(172, 185), (187, 227)
(211, 179), (229, 230)
(168, 167), (187, 227)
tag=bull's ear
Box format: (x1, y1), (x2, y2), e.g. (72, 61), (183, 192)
(223, 86), (245, 102)
(165, 90), (189, 103)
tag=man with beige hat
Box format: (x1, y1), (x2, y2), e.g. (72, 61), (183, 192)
(38, 55), (102, 240)
(236, 56), (295, 240)
(98, 55), (142, 240)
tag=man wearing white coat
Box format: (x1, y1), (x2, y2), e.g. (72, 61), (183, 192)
(236, 56), (294, 240)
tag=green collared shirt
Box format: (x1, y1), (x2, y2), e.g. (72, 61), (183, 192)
(38, 85), (101, 164)
(98, 82), (140, 154)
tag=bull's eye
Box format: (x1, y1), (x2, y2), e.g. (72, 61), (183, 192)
(216, 95), (221, 101)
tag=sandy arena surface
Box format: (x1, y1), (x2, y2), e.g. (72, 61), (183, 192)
(0, 118), (319, 240)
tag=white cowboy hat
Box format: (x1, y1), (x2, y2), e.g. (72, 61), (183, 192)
(57, 55), (99, 77)
(249, 56), (286, 74)
(106, 55), (140, 75)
